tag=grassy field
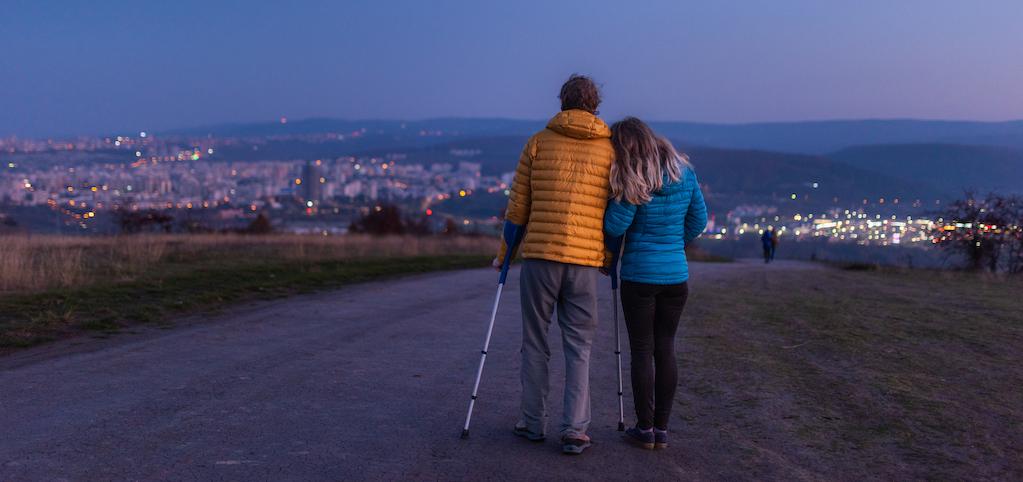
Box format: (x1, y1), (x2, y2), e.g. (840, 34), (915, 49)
(679, 263), (1023, 480)
(0, 234), (497, 350)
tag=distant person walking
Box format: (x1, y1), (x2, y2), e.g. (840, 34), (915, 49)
(770, 228), (779, 261)
(603, 117), (707, 450)
(496, 74), (614, 455)
(761, 227), (775, 263)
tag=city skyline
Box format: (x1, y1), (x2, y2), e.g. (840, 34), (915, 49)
(3, 0), (1022, 137)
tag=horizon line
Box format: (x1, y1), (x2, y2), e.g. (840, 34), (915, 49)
(7, 115), (1023, 139)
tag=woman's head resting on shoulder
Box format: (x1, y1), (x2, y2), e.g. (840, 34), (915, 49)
(609, 117), (691, 205)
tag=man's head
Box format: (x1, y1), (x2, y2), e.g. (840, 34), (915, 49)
(559, 74), (601, 114)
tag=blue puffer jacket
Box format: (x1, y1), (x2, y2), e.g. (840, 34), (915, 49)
(604, 168), (708, 285)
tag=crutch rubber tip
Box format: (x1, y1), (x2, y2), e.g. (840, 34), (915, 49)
(460, 429), (470, 439)
(618, 422), (625, 432)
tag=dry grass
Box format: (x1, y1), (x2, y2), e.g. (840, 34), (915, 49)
(0, 234), (499, 294)
(677, 262), (1023, 480)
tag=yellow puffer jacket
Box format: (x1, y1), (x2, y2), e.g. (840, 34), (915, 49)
(498, 109), (614, 268)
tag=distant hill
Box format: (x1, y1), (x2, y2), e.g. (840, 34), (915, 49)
(358, 136), (938, 209)
(163, 117), (1023, 154)
(165, 117), (542, 139)
(653, 119), (1023, 154)
(682, 146), (937, 209)
(158, 118), (1023, 204)
(830, 144), (1023, 194)
(353, 136), (527, 175)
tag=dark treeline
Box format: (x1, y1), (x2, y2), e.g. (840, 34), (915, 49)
(117, 210), (274, 235)
(347, 204), (469, 237)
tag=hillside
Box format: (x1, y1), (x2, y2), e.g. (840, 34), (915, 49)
(361, 137), (940, 209)
(160, 117), (1023, 154)
(684, 146), (937, 209)
(830, 144), (1023, 194)
(165, 118), (542, 140)
(652, 119), (1023, 154)
(354, 136), (527, 175)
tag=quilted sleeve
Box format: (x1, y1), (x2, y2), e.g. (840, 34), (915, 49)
(684, 171), (708, 243)
(497, 137), (536, 261)
(604, 198), (637, 238)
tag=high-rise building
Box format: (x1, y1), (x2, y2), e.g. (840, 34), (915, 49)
(301, 161), (322, 202)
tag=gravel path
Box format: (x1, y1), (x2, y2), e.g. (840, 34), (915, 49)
(0, 260), (815, 481)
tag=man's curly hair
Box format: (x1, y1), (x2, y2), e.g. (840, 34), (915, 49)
(559, 74), (601, 113)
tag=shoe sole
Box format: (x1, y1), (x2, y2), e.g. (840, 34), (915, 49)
(562, 442), (592, 455)
(654, 442), (668, 449)
(512, 429), (545, 442)
(624, 435), (655, 450)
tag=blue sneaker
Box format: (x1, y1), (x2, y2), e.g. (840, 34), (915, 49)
(654, 429), (668, 449)
(624, 427), (654, 450)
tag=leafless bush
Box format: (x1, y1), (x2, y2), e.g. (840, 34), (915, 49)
(933, 192), (1023, 273)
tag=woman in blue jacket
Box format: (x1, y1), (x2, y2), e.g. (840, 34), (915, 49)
(604, 117), (708, 449)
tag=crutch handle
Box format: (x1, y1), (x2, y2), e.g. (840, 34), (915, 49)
(498, 221), (525, 284)
(605, 235), (624, 289)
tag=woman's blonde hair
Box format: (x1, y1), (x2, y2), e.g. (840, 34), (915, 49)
(609, 117), (689, 205)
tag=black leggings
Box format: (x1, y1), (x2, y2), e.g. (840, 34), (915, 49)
(620, 280), (689, 430)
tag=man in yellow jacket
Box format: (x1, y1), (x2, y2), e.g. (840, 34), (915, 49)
(499, 75), (613, 455)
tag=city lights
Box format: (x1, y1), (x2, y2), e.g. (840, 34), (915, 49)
(3, 127), (995, 244)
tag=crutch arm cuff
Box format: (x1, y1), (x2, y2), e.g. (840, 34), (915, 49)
(498, 221), (525, 284)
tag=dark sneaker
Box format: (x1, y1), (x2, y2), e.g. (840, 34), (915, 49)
(654, 429), (668, 449)
(513, 425), (545, 442)
(561, 435), (592, 455)
(625, 427), (655, 450)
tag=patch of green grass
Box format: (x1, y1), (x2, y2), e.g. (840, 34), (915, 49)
(0, 255), (490, 350)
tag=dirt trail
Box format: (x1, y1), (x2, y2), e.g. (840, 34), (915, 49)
(1, 260), (857, 481)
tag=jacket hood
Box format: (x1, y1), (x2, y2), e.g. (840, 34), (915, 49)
(545, 110), (611, 140)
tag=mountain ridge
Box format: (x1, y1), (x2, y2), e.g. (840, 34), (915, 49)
(830, 143), (1023, 194)
(163, 117), (1023, 154)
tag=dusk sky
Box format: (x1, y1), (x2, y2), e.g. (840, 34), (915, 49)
(2, 0), (1021, 137)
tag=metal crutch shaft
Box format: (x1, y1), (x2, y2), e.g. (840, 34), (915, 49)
(606, 234), (626, 431)
(460, 222), (524, 439)
(613, 283), (625, 431)
(461, 283), (505, 438)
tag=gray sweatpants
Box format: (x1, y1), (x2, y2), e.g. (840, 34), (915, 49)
(517, 258), (599, 439)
